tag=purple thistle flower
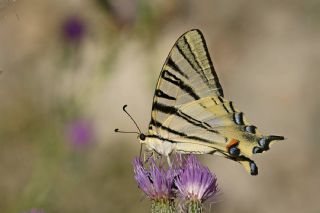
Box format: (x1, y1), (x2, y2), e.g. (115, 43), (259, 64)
(66, 119), (94, 148)
(175, 155), (219, 203)
(62, 15), (86, 42)
(133, 157), (175, 201)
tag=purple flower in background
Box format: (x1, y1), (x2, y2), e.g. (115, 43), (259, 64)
(133, 157), (175, 200)
(175, 155), (219, 203)
(23, 209), (45, 213)
(66, 119), (94, 148)
(62, 15), (86, 42)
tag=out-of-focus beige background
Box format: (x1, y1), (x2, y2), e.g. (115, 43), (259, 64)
(0, 0), (319, 212)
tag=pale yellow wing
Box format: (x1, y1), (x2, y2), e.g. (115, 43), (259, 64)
(147, 29), (284, 175)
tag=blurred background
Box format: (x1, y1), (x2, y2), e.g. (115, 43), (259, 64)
(0, 0), (319, 212)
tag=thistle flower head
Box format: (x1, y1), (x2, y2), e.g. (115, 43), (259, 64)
(133, 157), (175, 201)
(175, 155), (219, 203)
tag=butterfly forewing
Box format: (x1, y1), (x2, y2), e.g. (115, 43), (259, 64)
(150, 29), (223, 133)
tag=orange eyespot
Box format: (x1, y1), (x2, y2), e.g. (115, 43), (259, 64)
(226, 138), (240, 156)
(226, 138), (239, 151)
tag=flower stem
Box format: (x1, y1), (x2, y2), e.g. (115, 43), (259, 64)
(186, 200), (203, 213)
(151, 199), (175, 213)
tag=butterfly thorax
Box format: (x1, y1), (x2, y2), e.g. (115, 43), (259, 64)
(139, 134), (175, 156)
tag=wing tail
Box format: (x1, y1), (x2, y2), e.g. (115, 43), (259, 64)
(254, 135), (285, 153)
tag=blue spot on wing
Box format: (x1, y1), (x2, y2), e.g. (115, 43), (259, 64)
(233, 112), (244, 125)
(250, 161), (258, 175)
(259, 138), (268, 150)
(229, 146), (240, 156)
(253, 146), (263, 154)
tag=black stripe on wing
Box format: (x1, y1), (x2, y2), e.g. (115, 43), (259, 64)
(155, 89), (176, 100)
(149, 119), (213, 143)
(166, 57), (189, 79)
(229, 101), (236, 112)
(176, 39), (211, 89)
(161, 70), (200, 100)
(183, 37), (211, 88)
(196, 30), (224, 97)
(219, 151), (258, 175)
(152, 102), (218, 134)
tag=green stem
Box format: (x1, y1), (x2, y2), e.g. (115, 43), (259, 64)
(186, 200), (203, 213)
(151, 199), (175, 213)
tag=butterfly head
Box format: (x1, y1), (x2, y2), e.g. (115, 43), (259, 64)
(139, 133), (146, 141)
(138, 133), (149, 146)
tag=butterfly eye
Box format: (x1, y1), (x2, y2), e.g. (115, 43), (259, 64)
(139, 134), (146, 141)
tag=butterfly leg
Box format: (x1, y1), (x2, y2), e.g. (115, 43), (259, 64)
(154, 152), (163, 161)
(143, 151), (153, 163)
(166, 155), (172, 167)
(139, 144), (143, 161)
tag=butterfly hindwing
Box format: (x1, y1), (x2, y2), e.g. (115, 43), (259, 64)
(160, 96), (283, 175)
(161, 97), (249, 154)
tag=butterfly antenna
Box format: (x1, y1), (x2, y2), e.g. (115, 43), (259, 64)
(114, 128), (139, 134)
(122, 104), (142, 134)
